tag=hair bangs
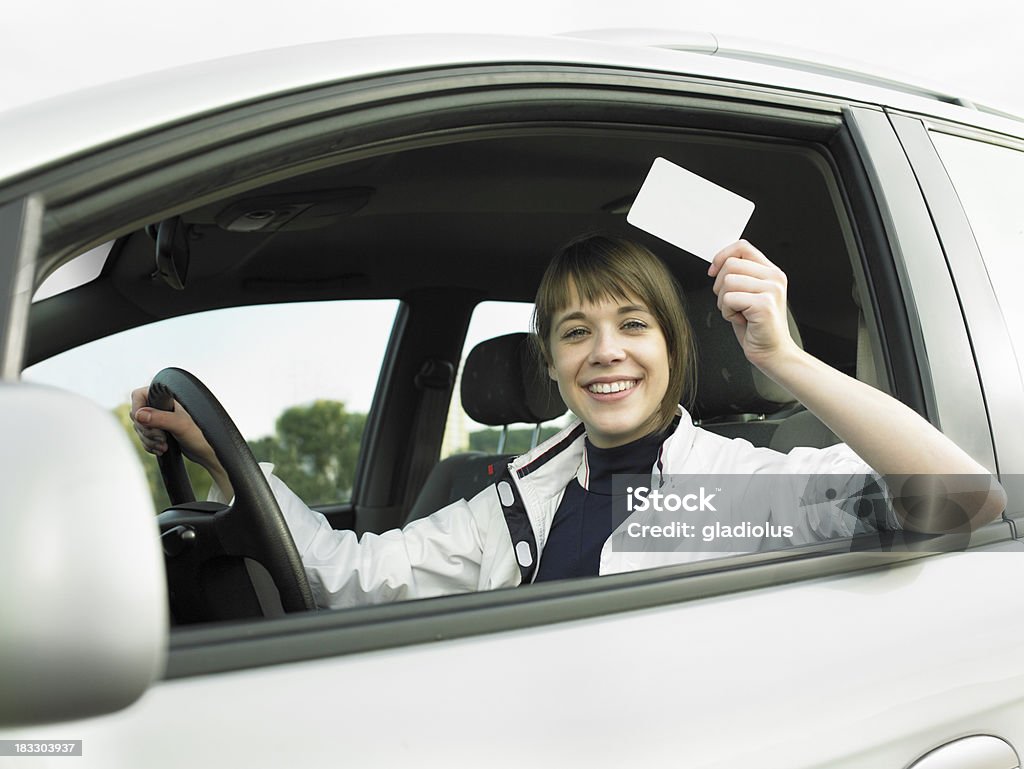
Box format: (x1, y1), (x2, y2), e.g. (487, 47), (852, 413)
(534, 237), (650, 345)
(546, 258), (638, 315)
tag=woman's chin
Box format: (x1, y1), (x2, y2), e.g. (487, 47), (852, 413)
(584, 419), (650, 448)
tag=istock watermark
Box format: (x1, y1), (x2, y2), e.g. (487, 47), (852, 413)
(624, 485), (719, 513)
(623, 519), (795, 543)
(609, 473), (1005, 554)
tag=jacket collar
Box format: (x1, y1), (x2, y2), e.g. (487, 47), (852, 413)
(510, 406), (698, 493)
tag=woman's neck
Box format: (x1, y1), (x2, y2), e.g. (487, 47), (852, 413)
(583, 428), (668, 494)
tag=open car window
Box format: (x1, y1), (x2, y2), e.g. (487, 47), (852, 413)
(23, 299), (400, 509)
(25, 127), (890, 612)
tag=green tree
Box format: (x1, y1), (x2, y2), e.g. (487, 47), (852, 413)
(117, 399), (367, 511)
(251, 400), (366, 505)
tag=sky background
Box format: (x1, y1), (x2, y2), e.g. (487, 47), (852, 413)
(3, 0), (1022, 115)
(10, 0), (1024, 441)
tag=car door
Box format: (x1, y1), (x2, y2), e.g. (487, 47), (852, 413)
(2, 41), (1024, 769)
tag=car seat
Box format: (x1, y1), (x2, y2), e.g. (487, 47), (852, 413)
(683, 285), (840, 450)
(766, 285), (880, 453)
(403, 332), (566, 524)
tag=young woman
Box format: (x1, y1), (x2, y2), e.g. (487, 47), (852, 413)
(131, 235), (1005, 607)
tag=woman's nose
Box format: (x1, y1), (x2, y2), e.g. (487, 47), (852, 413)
(588, 329), (625, 365)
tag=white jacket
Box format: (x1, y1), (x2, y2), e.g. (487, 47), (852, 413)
(233, 408), (892, 609)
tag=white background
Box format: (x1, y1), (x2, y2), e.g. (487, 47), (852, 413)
(3, 0), (1022, 116)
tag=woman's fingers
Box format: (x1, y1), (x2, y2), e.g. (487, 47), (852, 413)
(130, 386), (189, 456)
(708, 241), (796, 362)
(714, 273), (781, 309)
(711, 246), (785, 295)
(707, 239), (775, 278)
(129, 390), (218, 470)
(710, 242), (787, 310)
(133, 424), (167, 455)
(711, 258), (777, 297)
(129, 386), (149, 421)
(132, 413), (169, 455)
(718, 290), (775, 321)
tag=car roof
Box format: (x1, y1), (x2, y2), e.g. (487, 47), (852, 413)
(2, 32), (1022, 186)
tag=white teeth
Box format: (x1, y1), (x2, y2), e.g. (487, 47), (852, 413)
(588, 380), (637, 394)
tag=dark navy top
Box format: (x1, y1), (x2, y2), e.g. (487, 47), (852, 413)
(534, 428), (667, 582)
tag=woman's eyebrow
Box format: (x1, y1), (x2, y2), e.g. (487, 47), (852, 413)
(554, 310), (586, 328)
(618, 304), (648, 315)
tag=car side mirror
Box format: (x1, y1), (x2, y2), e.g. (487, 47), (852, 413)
(0, 383), (167, 726)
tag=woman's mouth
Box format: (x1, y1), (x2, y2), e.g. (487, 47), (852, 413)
(585, 379), (639, 398)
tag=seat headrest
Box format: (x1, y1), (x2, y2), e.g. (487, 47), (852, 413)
(461, 333), (566, 426)
(685, 287), (801, 418)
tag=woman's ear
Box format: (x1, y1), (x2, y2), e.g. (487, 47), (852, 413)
(529, 333), (555, 382)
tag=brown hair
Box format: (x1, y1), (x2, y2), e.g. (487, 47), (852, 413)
(532, 234), (697, 433)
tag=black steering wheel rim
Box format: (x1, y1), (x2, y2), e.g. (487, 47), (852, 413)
(150, 367), (316, 614)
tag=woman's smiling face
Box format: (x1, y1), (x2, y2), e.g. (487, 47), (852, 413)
(548, 286), (670, 448)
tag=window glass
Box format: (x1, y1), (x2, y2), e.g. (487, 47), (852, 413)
(33, 242), (112, 302)
(23, 300), (400, 509)
(930, 131), (1024, 384)
(441, 301), (568, 458)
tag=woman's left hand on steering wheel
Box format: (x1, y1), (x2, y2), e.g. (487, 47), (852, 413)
(131, 386), (231, 498)
(132, 368), (316, 618)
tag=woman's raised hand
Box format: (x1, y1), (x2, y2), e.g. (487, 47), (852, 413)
(707, 240), (798, 370)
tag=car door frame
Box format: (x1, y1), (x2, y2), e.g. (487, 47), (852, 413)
(0, 195), (42, 379)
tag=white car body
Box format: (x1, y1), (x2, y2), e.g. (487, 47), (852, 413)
(1, 32), (1022, 769)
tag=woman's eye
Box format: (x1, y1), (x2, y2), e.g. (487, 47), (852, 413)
(562, 326), (588, 340)
(622, 319), (648, 331)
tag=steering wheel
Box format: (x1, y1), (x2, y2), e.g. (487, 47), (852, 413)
(149, 367), (316, 619)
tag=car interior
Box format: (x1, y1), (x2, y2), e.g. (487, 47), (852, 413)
(24, 125), (892, 622)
